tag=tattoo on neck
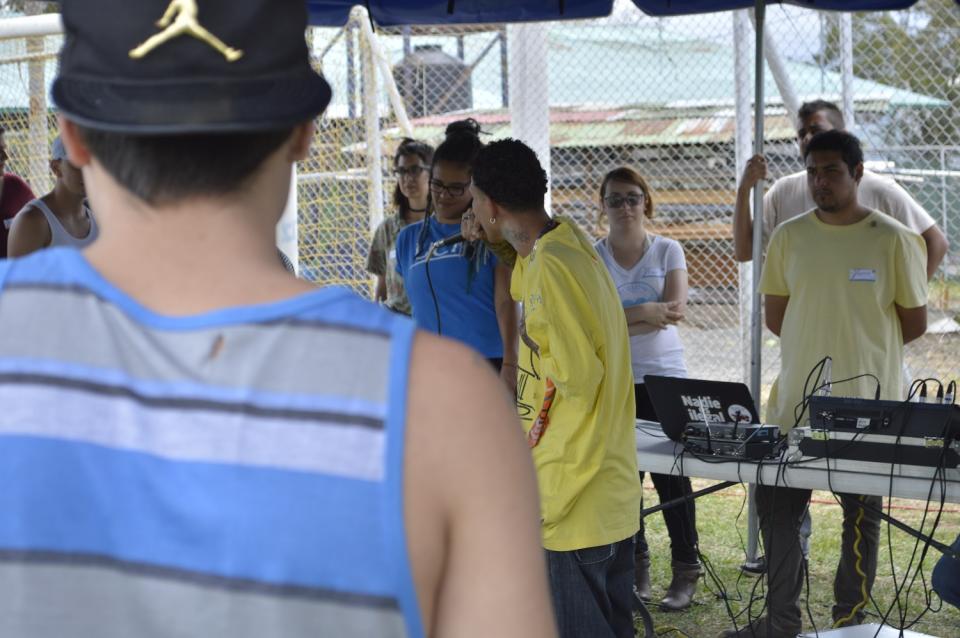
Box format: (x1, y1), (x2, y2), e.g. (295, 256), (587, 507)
(505, 228), (531, 245)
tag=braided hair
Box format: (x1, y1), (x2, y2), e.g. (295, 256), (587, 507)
(415, 119), (487, 291)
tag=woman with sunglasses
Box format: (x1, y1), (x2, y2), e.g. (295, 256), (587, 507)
(366, 138), (433, 316)
(593, 166), (702, 611)
(395, 120), (518, 389)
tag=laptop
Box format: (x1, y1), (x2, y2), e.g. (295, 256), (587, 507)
(643, 375), (760, 441)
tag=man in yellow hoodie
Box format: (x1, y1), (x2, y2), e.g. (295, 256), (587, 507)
(467, 139), (642, 638)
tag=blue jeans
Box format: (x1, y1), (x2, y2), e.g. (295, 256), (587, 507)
(546, 537), (636, 638)
(933, 534), (960, 609)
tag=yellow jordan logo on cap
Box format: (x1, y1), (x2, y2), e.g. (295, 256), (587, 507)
(130, 0), (243, 62)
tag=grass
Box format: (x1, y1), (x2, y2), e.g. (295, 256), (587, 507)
(636, 478), (960, 638)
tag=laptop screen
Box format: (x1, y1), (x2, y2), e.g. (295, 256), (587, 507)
(643, 375), (760, 441)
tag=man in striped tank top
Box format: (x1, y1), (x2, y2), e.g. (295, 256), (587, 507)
(7, 136), (99, 257)
(0, 2), (556, 637)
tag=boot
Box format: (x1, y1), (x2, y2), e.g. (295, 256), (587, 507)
(660, 560), (702, 611)
(635, 554), (652, 602)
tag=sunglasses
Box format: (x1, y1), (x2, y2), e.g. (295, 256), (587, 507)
(603, 194), (644, 209)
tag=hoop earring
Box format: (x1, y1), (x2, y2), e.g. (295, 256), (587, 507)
(490, 217), (496, 224)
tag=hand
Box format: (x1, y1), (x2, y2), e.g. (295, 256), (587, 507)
(461, 210), (486, 242)
(645, 301), (684, 329)
(739, 155), (768, 191)
(500, 362), (518, 397)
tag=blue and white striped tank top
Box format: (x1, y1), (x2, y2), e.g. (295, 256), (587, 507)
(0, 248), (423, 638)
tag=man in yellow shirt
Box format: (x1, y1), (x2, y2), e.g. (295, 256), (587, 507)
(722, 130), (928, 637)
(467, 139), (641, 638)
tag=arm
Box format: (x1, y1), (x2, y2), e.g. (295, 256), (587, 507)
(373, 275), (387, 303)
(733, 155), (768, 262)
(891, 229), (929, 345)
(623, 259), (688, 332)
(366, 221), (389, 300)
(494, 263), (519, 392)
(461, 211), (519, 269)
(921, 225), (948, 280)
(158, 1), (179, 26)
(895, 304), (927, 344)
(406, 335), (556, 638)
(662, 268), (688, 313)
(871, 176), (946, 280)
(7, 206), (51, 258)
(764, 294), (789, 337)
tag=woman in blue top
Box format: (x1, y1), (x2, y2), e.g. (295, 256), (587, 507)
(395, 120), (518, 390)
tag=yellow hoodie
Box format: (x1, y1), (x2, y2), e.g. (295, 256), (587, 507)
(512, 218), (641, 551)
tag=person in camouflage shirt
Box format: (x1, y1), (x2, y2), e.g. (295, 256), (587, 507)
(366, 138), (433, 315)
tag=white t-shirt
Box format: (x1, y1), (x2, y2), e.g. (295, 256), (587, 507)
(594, 235), (688, 383)
(761, 168), (936, 249)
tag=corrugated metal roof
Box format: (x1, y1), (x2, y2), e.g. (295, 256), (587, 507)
(395, 107), (797, 147)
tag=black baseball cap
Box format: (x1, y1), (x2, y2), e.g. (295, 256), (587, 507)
(52, 0), (332, 133)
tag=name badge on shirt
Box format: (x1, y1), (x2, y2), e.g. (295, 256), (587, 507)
(849, 269), (877, 282)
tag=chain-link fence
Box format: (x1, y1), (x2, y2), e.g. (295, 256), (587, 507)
(301, 0), (959, 404)
(0, 2), (954, 400)
(0, 7), (59, 199)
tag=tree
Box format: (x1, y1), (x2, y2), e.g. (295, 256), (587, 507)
(0, 1), (57, 13)
(817, 0), (960, 146)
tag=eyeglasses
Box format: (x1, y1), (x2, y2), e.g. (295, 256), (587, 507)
(393, 165), (429, 179)
(603, 194), (644, 209)
(430, 179), (470, 198)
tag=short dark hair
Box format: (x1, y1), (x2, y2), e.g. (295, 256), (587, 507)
(78, 126), (293, 205)
(472, 139), (548, 211)
(803, 129), (864, 177)
(797, 100), (845, 130)
(392, 138), (434, 217)
(432, 118), (483, 171)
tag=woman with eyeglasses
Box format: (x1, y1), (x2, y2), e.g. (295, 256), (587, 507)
(366, 138), (434, 316)
(593, 166), (702, 612)
(395, 120), (518, 389)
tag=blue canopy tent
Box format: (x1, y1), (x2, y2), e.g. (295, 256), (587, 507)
(306, 1), (918, 25)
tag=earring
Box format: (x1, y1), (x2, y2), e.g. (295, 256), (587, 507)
(489, 217), (496, 224)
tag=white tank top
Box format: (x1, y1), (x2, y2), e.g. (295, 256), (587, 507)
(18, 198), (98, 249)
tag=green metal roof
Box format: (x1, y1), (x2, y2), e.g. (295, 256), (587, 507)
(543, 24), (948, 110)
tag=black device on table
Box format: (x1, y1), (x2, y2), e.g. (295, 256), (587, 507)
(644, 375), (781, 460)
(801, 395), (960, 468)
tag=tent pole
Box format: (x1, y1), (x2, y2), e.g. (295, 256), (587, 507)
(750, 2), (765, 406)
(353, 7), (384, 235)
(748, 10), (800, 128)
(733, 9), (753, 413)
(507, 23), (552, 211)
(745, 0), (767, 572)
(840, 12), (855, 128)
